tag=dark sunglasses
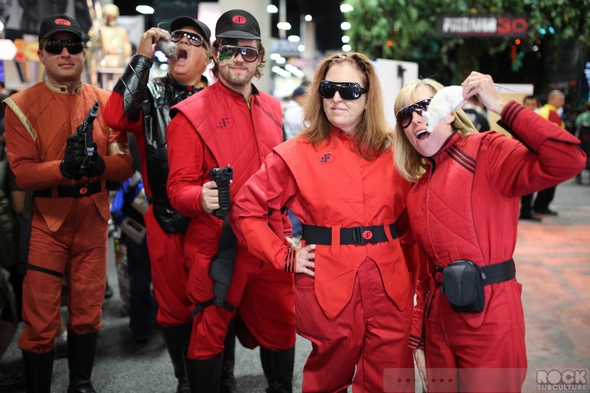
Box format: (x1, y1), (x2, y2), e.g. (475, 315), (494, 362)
(319, 81), (367, 100)
(218, 45), (259, 62)
(43, 39), (84, 55)
(395, 98), (432, 129)
(170, 30), (205, 47)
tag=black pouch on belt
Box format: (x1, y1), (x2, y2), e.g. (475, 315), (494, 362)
(441, 260), (485, 313)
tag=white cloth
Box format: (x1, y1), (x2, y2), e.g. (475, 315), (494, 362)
(283, 100), (304, 140)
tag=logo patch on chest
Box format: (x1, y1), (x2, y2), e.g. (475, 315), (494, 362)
(217, 117), (232, 129)
(316, 153), (335, 164)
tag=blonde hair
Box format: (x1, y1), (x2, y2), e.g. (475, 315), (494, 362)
(393, 78), (478, 181)
(300, 52), (392, 160)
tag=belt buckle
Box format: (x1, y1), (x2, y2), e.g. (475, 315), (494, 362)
(352, 226), (374, 244)
(76, 183), (90, 197)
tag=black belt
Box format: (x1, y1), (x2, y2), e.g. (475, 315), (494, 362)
(434, 258), (515, 286)
(301, 223), (398, 245)
(34, 182), (102, 198)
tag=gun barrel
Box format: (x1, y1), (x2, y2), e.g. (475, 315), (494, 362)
(84, 100), (100, 124)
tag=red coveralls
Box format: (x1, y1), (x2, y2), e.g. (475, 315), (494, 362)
(3, 81), (132, 352)
(232, 129), (420, 393)
(103, 89), (194, 327)
(166, 81), (296, 359)
(408, 101), (586, 392)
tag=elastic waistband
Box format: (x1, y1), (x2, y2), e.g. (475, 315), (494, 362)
(33, 182), (103, 198)
(301, 223), (398, 245)
(435, 258), (515, 286)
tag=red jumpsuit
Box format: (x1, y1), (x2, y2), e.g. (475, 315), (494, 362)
(3, 81), (132, 353)
(232, 129), (419, 393)
(166, 81), (296, 359)
(408, 101), (586, 392)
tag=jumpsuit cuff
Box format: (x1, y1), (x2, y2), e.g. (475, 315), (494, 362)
(409, 334), (425, 350)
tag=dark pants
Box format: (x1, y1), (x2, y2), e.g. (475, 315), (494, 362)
(533, 186), (556, 211)
(124, 235), (158, 340)
(520, 193), (534, 216)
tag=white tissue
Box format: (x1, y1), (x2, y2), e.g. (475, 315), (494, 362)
(423, 86), (465, 132)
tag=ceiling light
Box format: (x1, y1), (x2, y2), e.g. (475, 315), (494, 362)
(277, 22), (292, 30)
(136, 5), (154, 14)
(341, 22), (351, 30)
(298, 45), (305, 52)
(267, 5), (278, 13)
(340, 4), (354, 13)
(288, 35), (300, 42)
(305, 15), (313, 22)
(342, 44), (352, 52)
(342, 36), (350, 43)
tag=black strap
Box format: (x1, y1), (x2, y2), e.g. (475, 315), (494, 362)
(301, 223), (398, 245)
(21, 263), (63, 278)
(435, 259), (515, 286)
(34, 182), (102, 198)
(190, 217), (237, 317)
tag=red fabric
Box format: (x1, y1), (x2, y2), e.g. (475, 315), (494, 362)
(232, 130), (419, 319)
(408, 101), (586, 390)
(166, 81), (295, 358)
(295, 259), (413, 393)
(5, 82), (132, 231)
(20, 198), (107, 353)
(103, 89), (194, 326)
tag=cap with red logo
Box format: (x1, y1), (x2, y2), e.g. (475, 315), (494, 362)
(39, 14), (83, 41)
(215, 9), (261, 40)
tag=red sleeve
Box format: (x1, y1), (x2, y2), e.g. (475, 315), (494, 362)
(4, 108), (63, 190)
(485, 101), (586, 197)
(166, 112), (214, 217)
(231, 152), (299, 271)
(409, 244), (429, 350)
(102, 91), (143, 135)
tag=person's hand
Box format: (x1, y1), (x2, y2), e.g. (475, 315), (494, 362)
(295, 244), (316, 277)
(461, 71), (507, 115)
(413, 348), (428, 392)
(59, 134), (85, 180)
(78, 146), (105, 178)
(136, 27), (170, 59)
(201, 181), (219, 214)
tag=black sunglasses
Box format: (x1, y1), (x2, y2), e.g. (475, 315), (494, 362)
(319, 81), (367, 100)
(170, 30), (205, 47)
(43, 39), (84, 55)
(395, 98), (432, 129)
(218, 45), (260, 62)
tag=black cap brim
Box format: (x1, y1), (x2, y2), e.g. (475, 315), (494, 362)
(216, 30), (260, 40)
(170, 17), (211, 44)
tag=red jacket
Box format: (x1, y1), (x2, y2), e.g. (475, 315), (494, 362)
(232, 130), (419, 319)
(166, 81), (288, 292)
(408, 101), (586, 341)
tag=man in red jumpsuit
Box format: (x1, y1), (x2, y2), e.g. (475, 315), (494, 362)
(102, 16), (217, 393)
(166, 9), (296, 393)
(3, 14), (132, 392)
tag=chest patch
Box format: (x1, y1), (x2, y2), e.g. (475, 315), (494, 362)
(316, 152), (335, 164)
(217, 117), (232, 129)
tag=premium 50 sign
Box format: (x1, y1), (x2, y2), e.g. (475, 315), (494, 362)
(437, 14), (528, 38)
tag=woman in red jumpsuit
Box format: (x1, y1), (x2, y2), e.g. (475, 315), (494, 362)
(232, 52), (420, 393)
(393, 72), (586, 392)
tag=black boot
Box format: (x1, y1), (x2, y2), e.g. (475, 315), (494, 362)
(161, 323), (192, 393)
(220, 318), (237, 393)
(67, 331), (98, 393)
(22, 349), (54, 393)
(260, 346), (295, 393)
(183, 350), (223, 393)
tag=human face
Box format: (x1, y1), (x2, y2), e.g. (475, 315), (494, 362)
(523, 98), (537, 111)
(402, 85), (455, 158)
(322, 62), (367, 135)
(38, 32), (85, 91)
(168, 25), (209, 86)
(550, 93), (565, 109)
(215, 39), (261, 96)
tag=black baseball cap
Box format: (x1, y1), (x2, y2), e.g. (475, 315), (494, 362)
(170, 16), (211, 45)
(39, 14), (83, 41)
(215, 9), (261, 40)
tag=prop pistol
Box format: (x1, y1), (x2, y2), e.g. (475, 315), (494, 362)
(209, 165), (233, 219)
(77, 100), (100, 172)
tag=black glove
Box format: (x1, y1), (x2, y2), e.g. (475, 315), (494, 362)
(59, 134), (85, 180)
(78, 145), (105, 178)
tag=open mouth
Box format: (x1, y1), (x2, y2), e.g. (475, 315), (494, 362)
(176, 49), (188, 60)
(416, 130), (430, 140)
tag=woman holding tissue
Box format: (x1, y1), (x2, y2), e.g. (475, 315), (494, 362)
(231, 52), (420, 392)
(394, 72), (586, 392)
